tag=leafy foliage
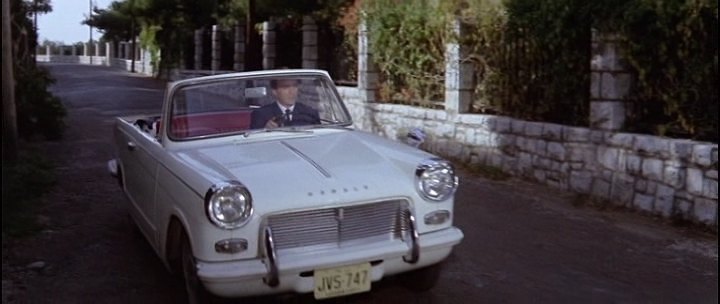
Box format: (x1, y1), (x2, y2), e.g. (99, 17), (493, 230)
(610, 0), (718, 141)
(15, 66), (66, 140)
(84, 0), (136, 42)
(364, 0), (449, 106)
(362, 0), (716, 140)
(464, 0), (716, 139)
(139, 24), (162, 71)
(11, 0), (66, 140)
(459, 0), (592, 125)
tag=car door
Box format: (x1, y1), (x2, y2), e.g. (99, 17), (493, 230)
(116, 124), (161, 240)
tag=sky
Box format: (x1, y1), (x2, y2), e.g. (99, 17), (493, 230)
(37, 0), (114, 44)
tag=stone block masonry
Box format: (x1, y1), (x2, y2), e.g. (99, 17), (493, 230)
(337, 88), (718, 229)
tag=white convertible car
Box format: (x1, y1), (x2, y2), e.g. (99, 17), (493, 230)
(108, 69), (463, 302)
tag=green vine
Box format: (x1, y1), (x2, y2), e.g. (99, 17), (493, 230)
(139, 25), (161, 73)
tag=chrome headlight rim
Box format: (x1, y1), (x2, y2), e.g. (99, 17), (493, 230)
(204, 181), (253, 230)
(415, 158), (459, 202)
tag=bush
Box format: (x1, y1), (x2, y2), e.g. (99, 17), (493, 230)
(610, 0), (718, 142)
(361, 0), (716, 141)
(461, 0), (592, 126)
(364, 0), (450, 106)
(15, 65), (67, 140)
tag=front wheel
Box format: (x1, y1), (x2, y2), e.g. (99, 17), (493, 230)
(181, 233), (219, 304)
(399, 263), (443, 292)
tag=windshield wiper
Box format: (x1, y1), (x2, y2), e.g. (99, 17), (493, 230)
(242, 128), (314, 138)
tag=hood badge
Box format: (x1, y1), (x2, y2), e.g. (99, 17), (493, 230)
(306, 185), (370, 197)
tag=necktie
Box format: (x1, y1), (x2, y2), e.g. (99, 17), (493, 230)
(283, 109), (292, 125)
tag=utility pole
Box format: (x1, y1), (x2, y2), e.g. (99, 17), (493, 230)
(89, 0), (93, 64)
(33, 0), (38, 60)
(34, 0), (37, 28)
(2, 0), (18, 163)
(130, 0), (136, 73)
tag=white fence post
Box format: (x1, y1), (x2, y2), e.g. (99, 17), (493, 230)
(357, 17), (378, 102)
(211, 25), (221, 71)
(262, 20), (276, 69)
(444, 17), (473, 114)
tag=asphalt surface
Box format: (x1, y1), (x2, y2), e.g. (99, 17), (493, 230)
(2, 64), (717, 304)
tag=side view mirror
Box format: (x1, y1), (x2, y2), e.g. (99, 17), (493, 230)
(405, 128), (426, 148)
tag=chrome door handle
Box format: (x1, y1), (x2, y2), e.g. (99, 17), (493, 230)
(127, 141), (137, 151)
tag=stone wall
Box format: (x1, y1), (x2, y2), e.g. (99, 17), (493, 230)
(337, 86), (718, 228)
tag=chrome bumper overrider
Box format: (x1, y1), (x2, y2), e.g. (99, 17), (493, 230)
(263, 226), (280, 287)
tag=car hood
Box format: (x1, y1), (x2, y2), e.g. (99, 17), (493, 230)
(172, 130), (432, 214)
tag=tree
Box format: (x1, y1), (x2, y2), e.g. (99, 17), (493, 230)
(84, 1), (135, 42)
(85, 0), (355, 75)
(9, 0), (66, 141)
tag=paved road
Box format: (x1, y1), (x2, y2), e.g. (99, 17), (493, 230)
(2, 64), (717, 304)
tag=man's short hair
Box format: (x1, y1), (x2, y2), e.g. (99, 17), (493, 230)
(270, 78), (300, 89)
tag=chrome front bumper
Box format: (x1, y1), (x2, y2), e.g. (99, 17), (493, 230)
(196, 226), (463, 298)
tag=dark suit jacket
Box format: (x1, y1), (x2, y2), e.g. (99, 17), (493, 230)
(250, 102), (320, 129)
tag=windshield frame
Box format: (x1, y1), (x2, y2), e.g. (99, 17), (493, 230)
(163, 70), (353, 142)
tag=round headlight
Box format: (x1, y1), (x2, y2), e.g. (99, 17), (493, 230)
(415, 158), (459, 201)
(204, 181), (253, 229)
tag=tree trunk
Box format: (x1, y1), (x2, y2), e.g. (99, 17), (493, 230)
(2, 0), (19, 164)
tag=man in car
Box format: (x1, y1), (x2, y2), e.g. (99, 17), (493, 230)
(250, 78), (320, 129)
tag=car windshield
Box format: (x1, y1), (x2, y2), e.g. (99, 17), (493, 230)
(168, 74), (351, 140)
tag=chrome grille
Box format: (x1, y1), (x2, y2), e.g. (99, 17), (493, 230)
(266, 200), (409, 251)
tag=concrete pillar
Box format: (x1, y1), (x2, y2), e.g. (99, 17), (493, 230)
(83, 43), (89, 56)
(45, 45), (51, 57)
(444, 18), (473, 114)
(94, 42), (100, 57)
(262, 20), (276, 70)
(357, 18), (378, 102)
(105, 42), (113, 66)
(233, 24), (245, 71)
(590, 30), (630, 131)
(143, 49), (152, 74)
(135, 40), (141, 61)
(71, 45), (77, 56)
(301, 16), (318, 69)
(124, 41), (131, 60)
(194, 29), (203, 70)
(211, 25), (221, 71)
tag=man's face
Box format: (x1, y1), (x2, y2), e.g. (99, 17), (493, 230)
(272, 79), (299, 107)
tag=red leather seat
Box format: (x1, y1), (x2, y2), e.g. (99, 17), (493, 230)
(169, 110), (252, 139)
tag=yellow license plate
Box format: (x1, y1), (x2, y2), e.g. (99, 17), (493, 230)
(313, 262), (371, 299)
